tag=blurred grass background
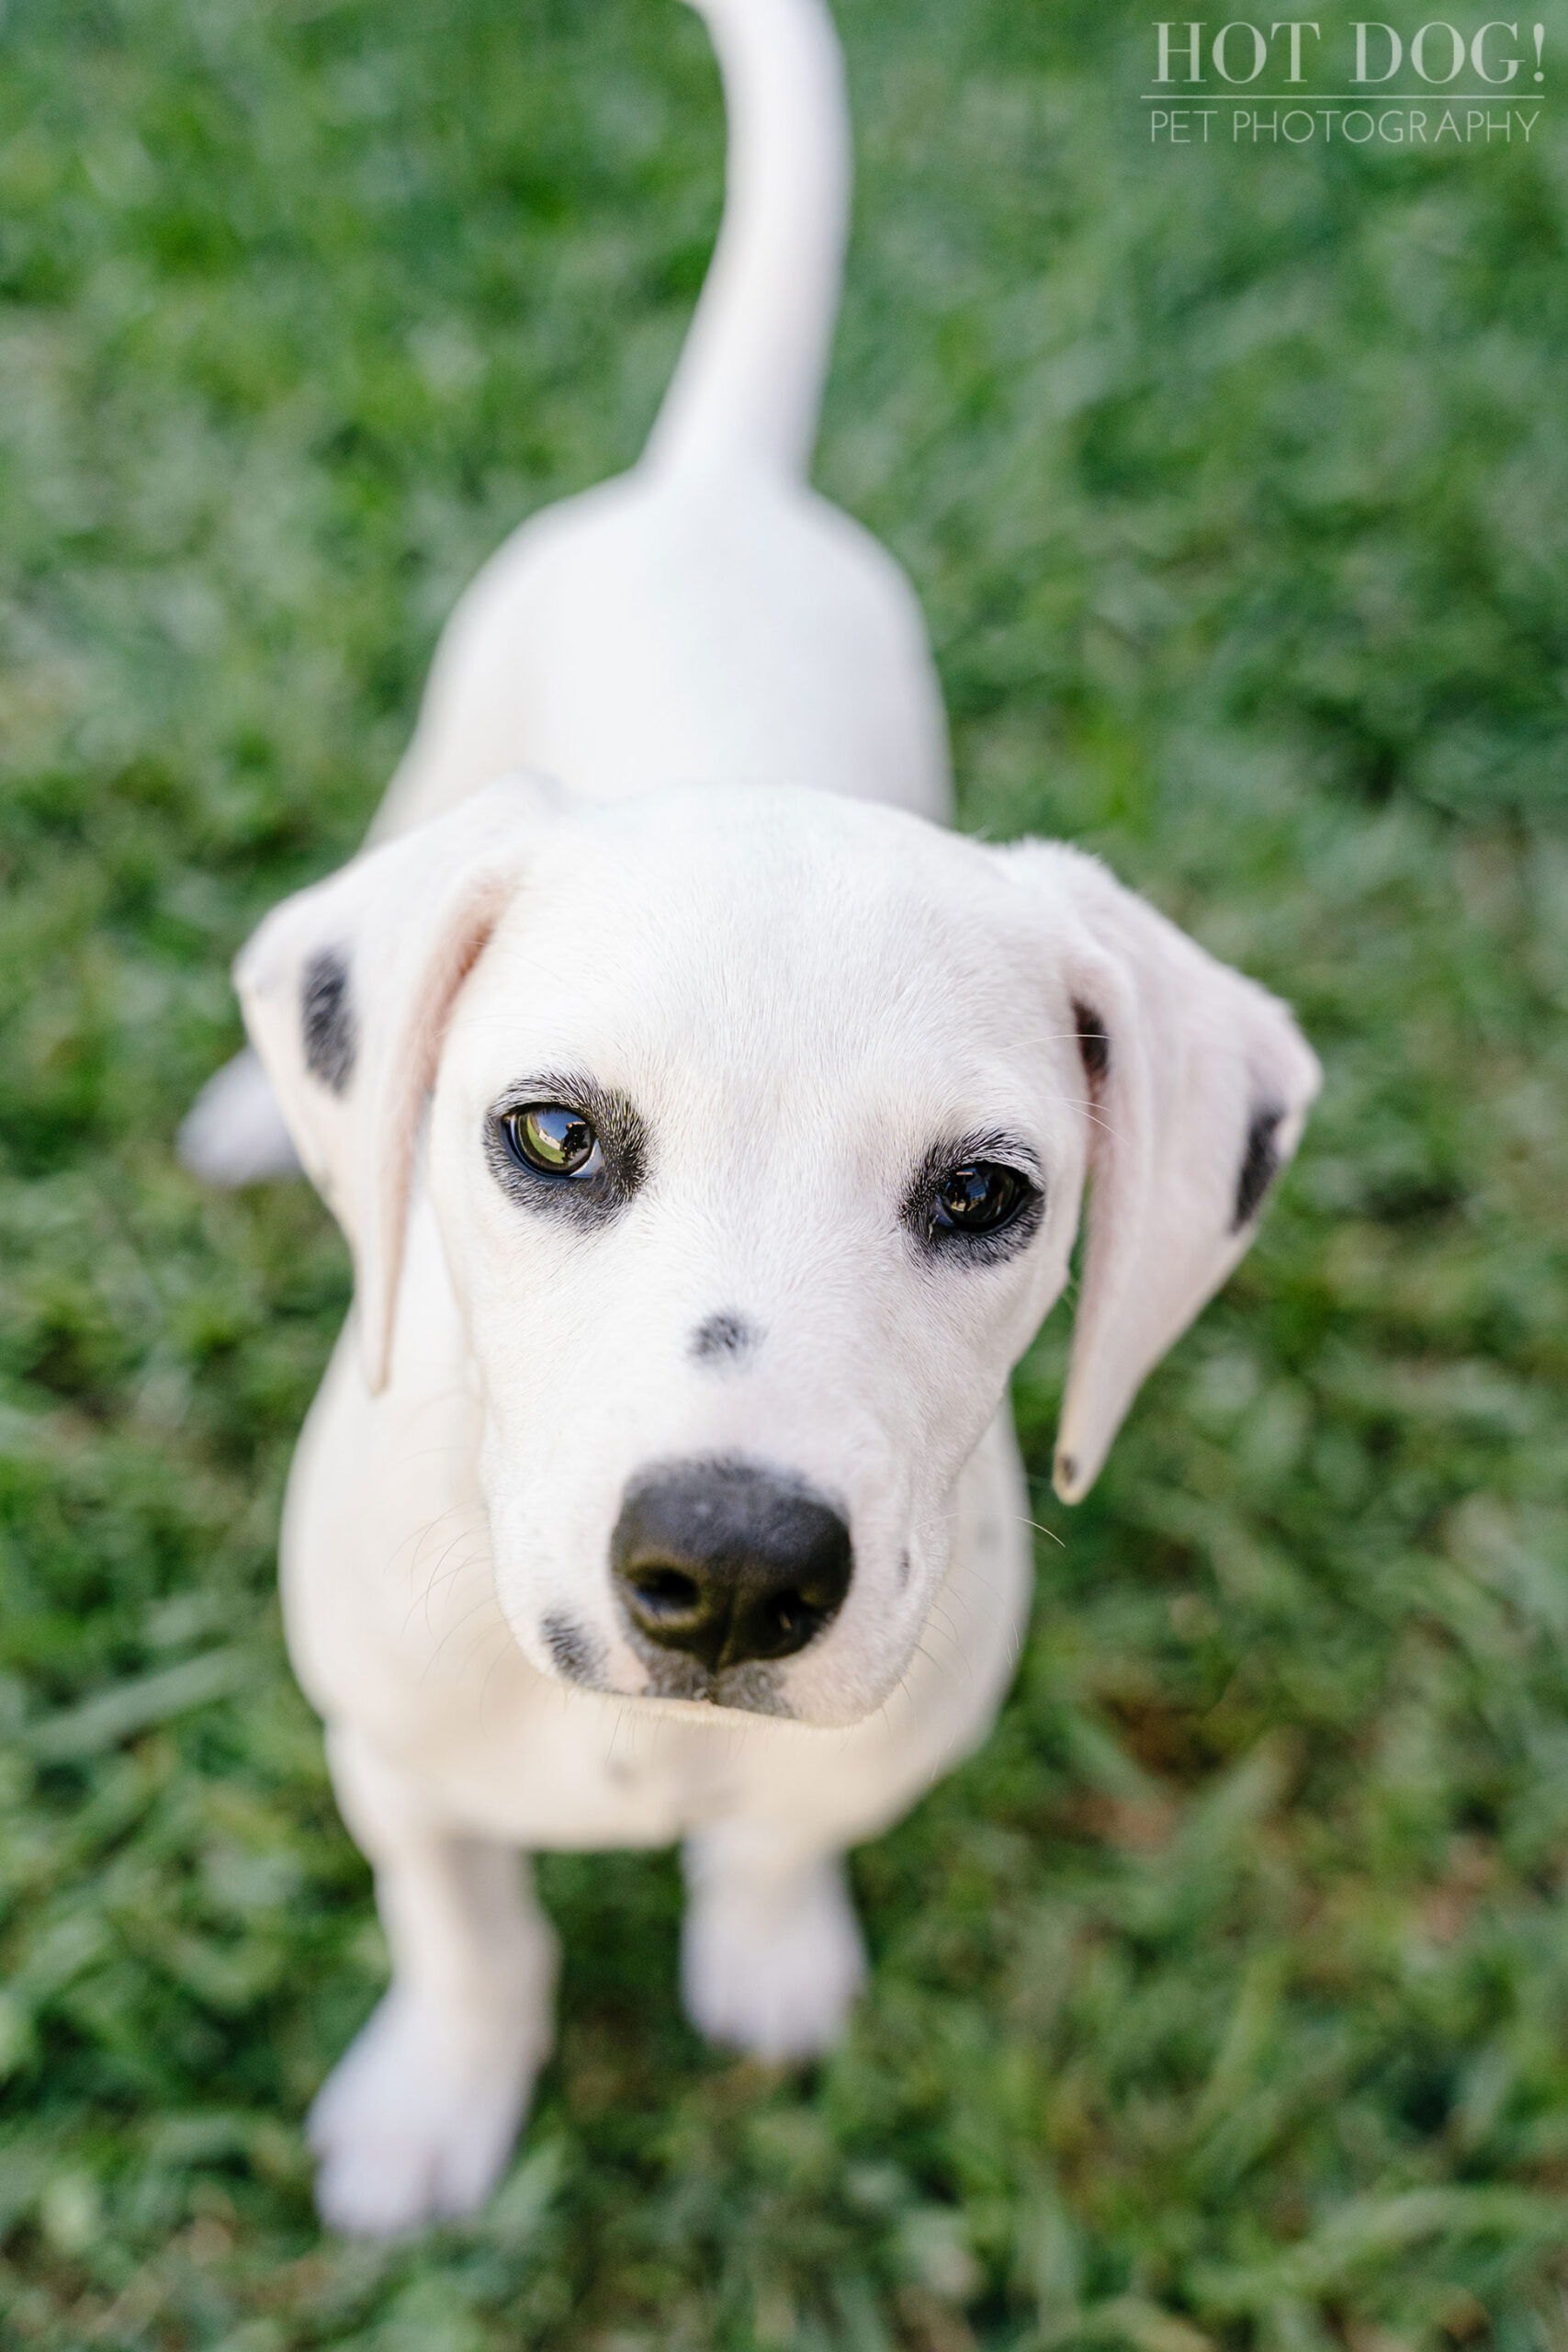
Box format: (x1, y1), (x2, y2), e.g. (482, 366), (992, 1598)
(3, 0), (1568, 2344)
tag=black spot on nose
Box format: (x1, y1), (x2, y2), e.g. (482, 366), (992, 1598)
(611, 1458), (851, 1672)
(689, 1312), (759, 1364)
(540, 1611), (603, 1688)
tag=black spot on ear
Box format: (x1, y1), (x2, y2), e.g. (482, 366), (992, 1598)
(1232, 1104), (1284, 1230)
(1073, 1001), (1110, 1090)
(540, 1612), (604, 1688)
(690, 1312), (759, 1364)
(301, 949), (355, 1094)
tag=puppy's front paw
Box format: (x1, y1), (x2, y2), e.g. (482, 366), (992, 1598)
(682, 1856), (866, 2062)
(308, 1976), (553, 2237)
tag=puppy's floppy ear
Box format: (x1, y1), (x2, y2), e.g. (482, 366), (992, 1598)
(234, 774), (566, 1394)
(999, 842), (1321, 1504)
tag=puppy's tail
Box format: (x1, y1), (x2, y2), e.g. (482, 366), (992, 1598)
(644, 0), (851, 481)
(177, 1045), (300, 1185)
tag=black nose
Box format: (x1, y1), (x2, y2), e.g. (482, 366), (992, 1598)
(611, 1459), (852, 1671)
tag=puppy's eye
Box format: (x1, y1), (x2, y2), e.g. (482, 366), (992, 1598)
(933, 1161), (1028, 1235)
(502, 1103), (602, 1178)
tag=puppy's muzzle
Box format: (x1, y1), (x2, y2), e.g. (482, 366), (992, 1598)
(611, 1459), (852, 1671)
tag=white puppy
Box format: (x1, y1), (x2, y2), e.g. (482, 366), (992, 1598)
(185, 0), (1320, 2236)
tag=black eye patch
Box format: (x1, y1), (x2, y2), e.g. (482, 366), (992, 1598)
(301, 948), (355, 1094)
(539, 1611), (605, 1688)
(1232, 1103), (1284, 1230)
(903, 1133), (1043, 1266)
(484, 1073), (647, 1227)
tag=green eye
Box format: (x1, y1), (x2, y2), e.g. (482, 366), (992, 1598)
(504, 1104), (601, 1177)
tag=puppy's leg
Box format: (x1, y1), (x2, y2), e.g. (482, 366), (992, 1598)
(682, 1820), (866, 2062)
(308, 1727), (558, 2237)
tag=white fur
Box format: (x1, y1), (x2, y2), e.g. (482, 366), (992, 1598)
(197, 0), (1320, 2234)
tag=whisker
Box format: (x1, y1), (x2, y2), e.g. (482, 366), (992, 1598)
(1014, 1513), (1066, 1549)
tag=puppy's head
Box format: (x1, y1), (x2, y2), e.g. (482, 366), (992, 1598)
(237, 778), (1318, 1725)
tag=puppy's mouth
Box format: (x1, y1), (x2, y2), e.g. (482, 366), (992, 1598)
(535, 1602), (796, 1717)
(636, 1651), (795, 1718)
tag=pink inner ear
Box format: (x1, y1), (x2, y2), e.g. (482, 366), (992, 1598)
(359, 875), (516, 1394)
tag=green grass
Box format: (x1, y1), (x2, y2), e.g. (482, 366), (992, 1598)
(4, 0), (1568, 2343)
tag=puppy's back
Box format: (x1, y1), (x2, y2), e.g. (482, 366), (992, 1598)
(375, 0), (951, 836)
